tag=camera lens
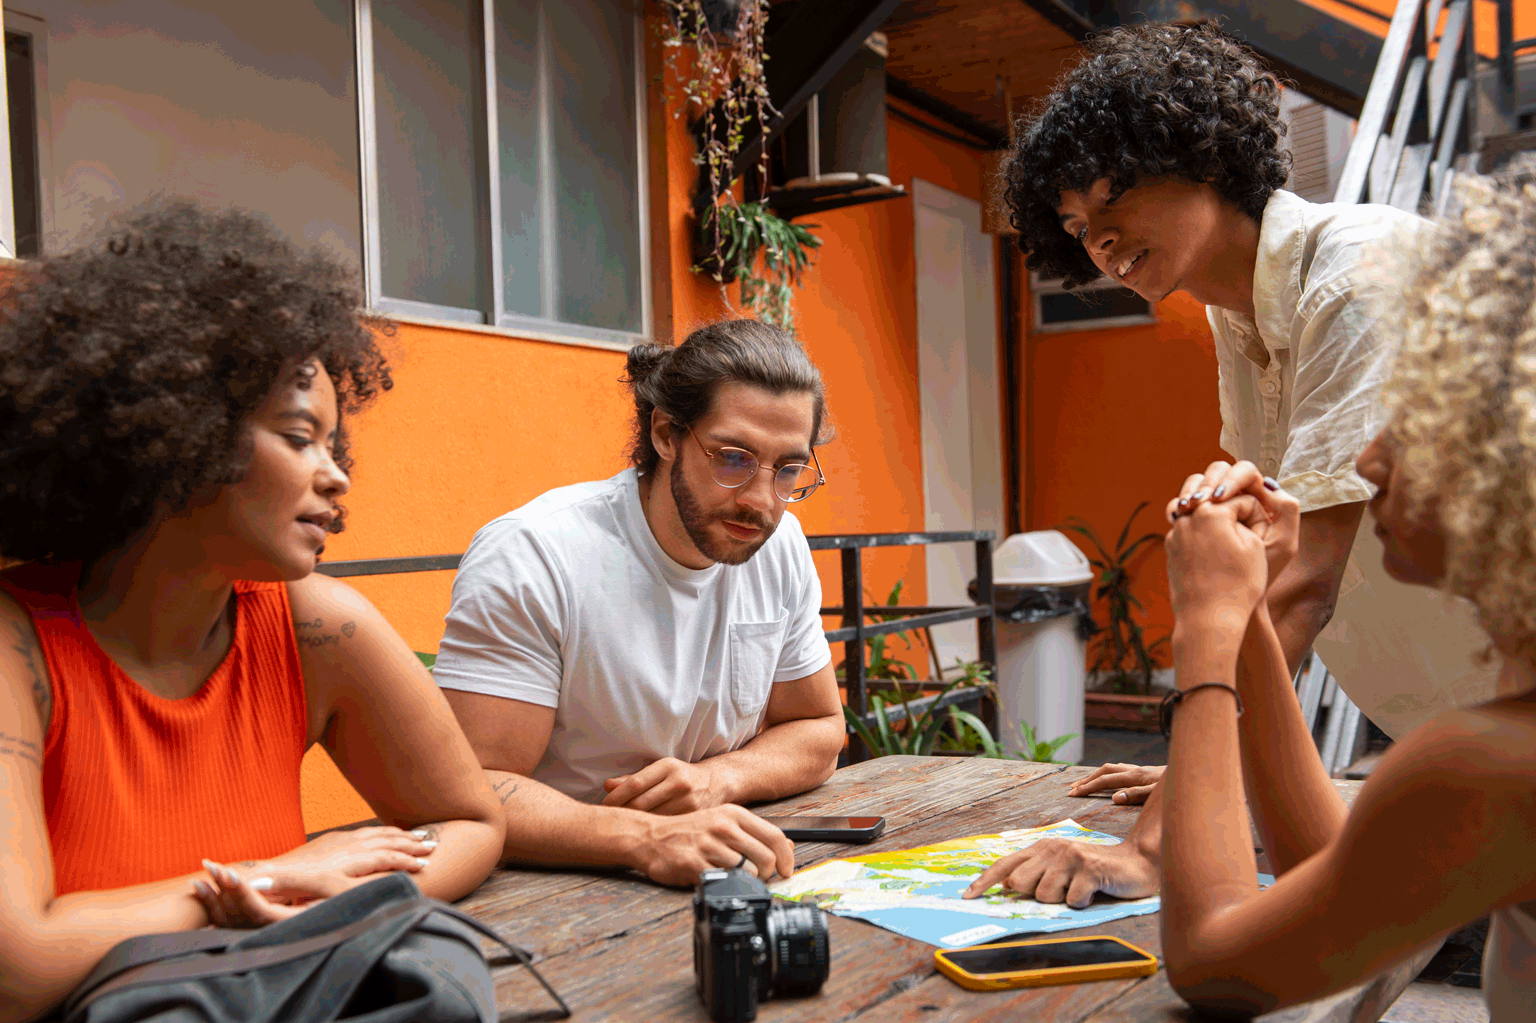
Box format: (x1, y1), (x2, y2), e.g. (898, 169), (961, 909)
(764, 902), (830, 997)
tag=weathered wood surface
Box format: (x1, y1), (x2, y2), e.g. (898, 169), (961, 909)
(476, 756), (1423, 1023)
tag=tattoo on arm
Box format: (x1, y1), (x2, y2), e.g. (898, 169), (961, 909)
(8, 621), (51, 734)
(0, 731), (41, 769)
(492, 778), (521, 807)
(295, 621), (357, 651)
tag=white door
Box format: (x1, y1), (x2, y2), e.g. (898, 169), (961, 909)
(914, 179), (1004, 676)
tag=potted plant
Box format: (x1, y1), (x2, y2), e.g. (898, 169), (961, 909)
(1064, 501), (1171, 732)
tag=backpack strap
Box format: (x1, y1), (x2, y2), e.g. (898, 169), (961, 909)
(425, 904), (572, 1019)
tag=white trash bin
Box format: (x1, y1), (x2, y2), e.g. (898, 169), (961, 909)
(991, 531), (1094, 764)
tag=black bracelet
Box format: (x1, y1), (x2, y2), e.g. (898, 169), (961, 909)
(1159, 684), (1244, 739)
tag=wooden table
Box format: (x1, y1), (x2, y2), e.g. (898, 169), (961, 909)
(467, 756), (1434, 1023)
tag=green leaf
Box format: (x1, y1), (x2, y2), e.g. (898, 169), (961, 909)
(415, 651), (437, 671)
(842, 705), (884, 757)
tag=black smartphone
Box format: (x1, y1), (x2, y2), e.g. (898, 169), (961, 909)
(758, 815), (886, 843)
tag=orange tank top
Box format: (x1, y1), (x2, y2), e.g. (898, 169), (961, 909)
(0, 562), (310, 895)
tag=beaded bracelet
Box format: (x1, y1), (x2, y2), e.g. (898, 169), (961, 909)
(1158, 683), (1244, 739)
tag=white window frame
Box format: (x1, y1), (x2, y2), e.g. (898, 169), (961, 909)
(3, 5), (52, 259)
(353, 0), (651, 353)
(1029, 270), (1157, 334)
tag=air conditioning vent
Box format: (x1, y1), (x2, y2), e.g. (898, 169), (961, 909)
(1029, 272), (1156, 333)
(1280, 91), (1354, 204)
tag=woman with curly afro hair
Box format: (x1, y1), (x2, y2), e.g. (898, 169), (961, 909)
(979, 21), (1500, 910)
(1081, 170), (1536, 1020)
(0, 200), (503, 1020)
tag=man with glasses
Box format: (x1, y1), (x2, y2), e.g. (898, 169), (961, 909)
(436, 320), (843, 885)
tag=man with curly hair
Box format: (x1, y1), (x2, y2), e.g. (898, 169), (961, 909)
(978, 21), (1498, 908)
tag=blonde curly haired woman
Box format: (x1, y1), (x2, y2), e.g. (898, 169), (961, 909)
(1144, 170), (1536, 1020)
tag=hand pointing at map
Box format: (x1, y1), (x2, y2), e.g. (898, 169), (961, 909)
(771, 821), (1163, 948)
(963, 836), (1159, 908)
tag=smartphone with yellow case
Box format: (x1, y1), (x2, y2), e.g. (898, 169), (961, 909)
(934, 934), (1158, 991)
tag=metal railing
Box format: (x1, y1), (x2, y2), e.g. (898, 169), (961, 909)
(316, 529), (1000, 764)
(808, 530), (997, 763)
(1333, 0), (1478, 214)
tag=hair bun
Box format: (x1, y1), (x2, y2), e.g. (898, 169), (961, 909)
(623, 343), (670, 383)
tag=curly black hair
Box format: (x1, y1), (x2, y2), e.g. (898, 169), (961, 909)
(1004, 22), (1292, 288)
(0, 199), (393, 564)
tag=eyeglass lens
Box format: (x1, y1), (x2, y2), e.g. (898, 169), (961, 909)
(710, 448), (821, 502)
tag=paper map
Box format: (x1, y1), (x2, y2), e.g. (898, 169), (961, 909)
(769, 819), (1160, 948)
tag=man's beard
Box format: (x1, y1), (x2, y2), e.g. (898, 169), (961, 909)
(670, 458), (776, 566)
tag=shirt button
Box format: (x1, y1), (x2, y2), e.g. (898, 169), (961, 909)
(1262, 380), (1280, 396)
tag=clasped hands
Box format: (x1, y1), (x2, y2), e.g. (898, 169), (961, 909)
(193, 825), (441, 927)
(963, 460), (1299, 909)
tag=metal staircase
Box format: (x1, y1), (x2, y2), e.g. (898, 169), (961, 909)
(1309, 0), (1531, 779)
(1334, 0), (1533, 214)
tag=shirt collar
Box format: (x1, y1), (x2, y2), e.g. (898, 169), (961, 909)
(1212, 190), (1310, 369)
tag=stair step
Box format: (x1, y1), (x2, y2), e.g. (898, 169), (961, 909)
(1343, 751), (1386, 780)
(1478, 128), (1536, 173)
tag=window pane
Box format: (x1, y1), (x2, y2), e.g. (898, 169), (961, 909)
(546, 0), (641, 333)
(494, 0), (542, 319)
(373, 0), (488, 314)
(1039, 287), (1153, 327)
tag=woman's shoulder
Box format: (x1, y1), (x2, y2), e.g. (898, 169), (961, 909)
(1390, 697), (1536, 789)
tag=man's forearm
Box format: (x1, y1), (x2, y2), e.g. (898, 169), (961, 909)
(705, 714), (844, 805)
(487, 769), (654, 870)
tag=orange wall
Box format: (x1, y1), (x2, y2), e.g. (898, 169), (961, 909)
(1023, 289), (1227, 657)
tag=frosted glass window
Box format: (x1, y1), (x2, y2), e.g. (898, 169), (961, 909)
(366, 0), (645, 340)
(546, 0), (641, 333)
(372, 0), (490, 315)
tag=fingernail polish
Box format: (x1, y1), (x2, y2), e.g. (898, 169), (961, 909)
(411, 829), (429, 839)
(226, 868), (244, 886)
(1263, 477), (1280, 491)
(1212, 485), (1227, 499)
(201, 859), (220, 875)
(192, 880), (212, 898)
(249, 877), (275, 892)
(420, 840), (439, 850)
(1192, 490), (1208, 502)
(415, 858), (431, 869)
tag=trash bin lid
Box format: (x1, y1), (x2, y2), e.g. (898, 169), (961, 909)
(993, 530), (1094, 586)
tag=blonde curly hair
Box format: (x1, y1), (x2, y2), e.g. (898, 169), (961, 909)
(1381, 166), (1536, 660)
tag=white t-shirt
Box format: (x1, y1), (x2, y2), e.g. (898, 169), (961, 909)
(432, 468), (834, 802)
(1208, 190), (1509, 738)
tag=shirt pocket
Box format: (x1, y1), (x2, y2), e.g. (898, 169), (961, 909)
(727, 614), (788, 719)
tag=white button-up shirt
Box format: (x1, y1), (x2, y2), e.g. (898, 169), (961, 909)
(1208, 189), (1424, 513)
(1207, 190), (1508, 739)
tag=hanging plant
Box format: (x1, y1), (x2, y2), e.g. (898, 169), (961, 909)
(695, 202), (820, 328)
(659, 0), (820, 328)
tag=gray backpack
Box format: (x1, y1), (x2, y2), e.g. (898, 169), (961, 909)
(60, 873), (570, 1023)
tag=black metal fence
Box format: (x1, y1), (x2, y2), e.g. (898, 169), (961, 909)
(315, 529), (999, 761)
(807, 530), (996, 762)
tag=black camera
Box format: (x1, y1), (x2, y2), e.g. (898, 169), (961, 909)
(692, 867), (830, 1023)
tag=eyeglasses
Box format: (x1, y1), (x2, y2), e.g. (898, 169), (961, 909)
(685, 426), (826, 503)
